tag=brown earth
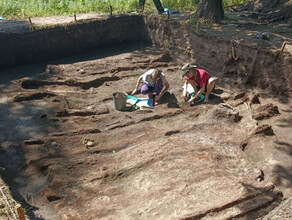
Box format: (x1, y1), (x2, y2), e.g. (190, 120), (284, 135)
(0, 46), (291, 219)
(0, 3), (292, 220)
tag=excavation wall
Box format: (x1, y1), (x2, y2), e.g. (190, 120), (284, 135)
(0, 15), (150, 70)
(143, 16), (292, 95)
(1, 15), (291, 95)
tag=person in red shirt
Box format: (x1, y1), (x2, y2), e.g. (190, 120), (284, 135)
(181, 64), (216, 104)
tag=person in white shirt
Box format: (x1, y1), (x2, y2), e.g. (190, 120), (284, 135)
(131, 69), (170, 105)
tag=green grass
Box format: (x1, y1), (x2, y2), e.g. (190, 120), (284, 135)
(0, 0), (250, 19)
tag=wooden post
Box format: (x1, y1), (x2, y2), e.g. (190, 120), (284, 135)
(16, 205), (26, 220)
(232, 47), (238, 60)
(28, 17), (34, 30)
(196, 19), (200, 32)
(167, 11), (170, 19)
(74, 12), (76, 21)
(141, 5), (144, 13)
(280, 41), (286, 53)
(110, 5), (113, 17)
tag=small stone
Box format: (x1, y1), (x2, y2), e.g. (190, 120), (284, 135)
(51, 142), (58, 147)
(83, 139), (89, 144)
(86, 141), (95, 147)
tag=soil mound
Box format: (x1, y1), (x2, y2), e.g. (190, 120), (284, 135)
(240, 0), (292, 22)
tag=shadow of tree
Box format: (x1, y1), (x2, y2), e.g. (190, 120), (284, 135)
(276, 115), (292, 128)
(0, 102), (58, 220)
(272, 164), (292, 190)
(275, 141), (292, 156)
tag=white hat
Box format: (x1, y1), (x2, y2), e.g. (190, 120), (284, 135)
(181, 63), (197, 78)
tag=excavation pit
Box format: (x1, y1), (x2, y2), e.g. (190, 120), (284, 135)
(0, 11), (292, 220)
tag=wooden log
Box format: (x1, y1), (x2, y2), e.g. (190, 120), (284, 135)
(232, 47), (238, 60)
(280, 41), (286, 53)
(16, 205), (26, 220)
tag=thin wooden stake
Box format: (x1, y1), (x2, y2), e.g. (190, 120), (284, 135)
(28, 17), (34, 30)
(16, 205), (26, 220)
(196, 19), (200, 32)
(167, 11), (170, 19)
(141, 5), (144, 13)
(232, 47), (238, 60)
(280, 41), (286, 53)
(110, 5), (113, 17)
(74, 12), (77, 21)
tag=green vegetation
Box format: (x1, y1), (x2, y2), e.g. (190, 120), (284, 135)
(0, 0), (250, 19)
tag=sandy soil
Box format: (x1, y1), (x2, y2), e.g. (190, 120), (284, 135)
(0, 13), (108, 33)
(0, 3), (292, 219)
(0, 43), (291, 219)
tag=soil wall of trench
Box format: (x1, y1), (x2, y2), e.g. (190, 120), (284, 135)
(1, 14), (291, 95)
(143, 16), (292, 96)
(0, 15), (151, 71)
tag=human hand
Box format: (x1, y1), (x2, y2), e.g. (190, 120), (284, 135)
(131, 89), (137, 95)
(181, 94), (187, 100)
(187, 96), (197, 104)
(187, 98), (194, 104)
(155, 95), (161, 101)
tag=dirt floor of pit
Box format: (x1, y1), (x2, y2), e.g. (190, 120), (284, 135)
(0, 41), (291, 219)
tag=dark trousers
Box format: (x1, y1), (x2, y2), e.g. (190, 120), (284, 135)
(139, 0), (164, 13)
(141, 79), (163, 96)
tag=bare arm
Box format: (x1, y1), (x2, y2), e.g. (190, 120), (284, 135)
(182, 80), (189, 99)
(188, 87), (204, 104)
(131, 75), (143, 95)
(156, 81), (170, 100)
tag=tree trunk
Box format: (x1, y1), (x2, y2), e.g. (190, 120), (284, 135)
(139, 0), (164, 13)
(196, 0), (224, 23)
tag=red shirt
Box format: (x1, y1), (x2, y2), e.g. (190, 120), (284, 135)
(186, 68), (210, 88)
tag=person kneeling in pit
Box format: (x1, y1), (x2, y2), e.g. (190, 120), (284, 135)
(181, 64), (216, 104)
(131, 68), (170, 105)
